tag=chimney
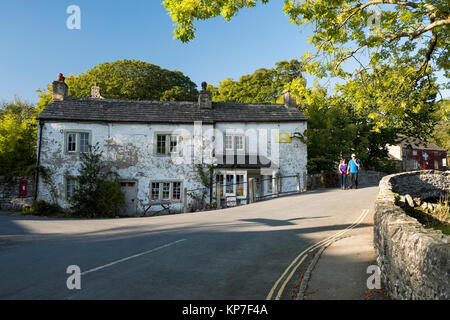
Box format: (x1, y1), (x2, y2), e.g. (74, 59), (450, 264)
(282, 90), (297, 108)
(198, 81), (212, 109)
(91, 82), (103, 99)
(52, 73), (68, 101)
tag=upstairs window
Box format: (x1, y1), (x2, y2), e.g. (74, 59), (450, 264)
(66, 132), (90, 153)
(156, 134), (182, 155)
(224, 134), (245, 153)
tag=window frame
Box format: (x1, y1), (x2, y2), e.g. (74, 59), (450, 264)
(64, 130), (92, 154)
(224, 133), (245, 153)
(155, 133), (183, 156)
(65, 176), (78, 200)
(150, 180), (183, 203)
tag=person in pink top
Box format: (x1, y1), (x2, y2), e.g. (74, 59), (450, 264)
(338, 158), (349, 190)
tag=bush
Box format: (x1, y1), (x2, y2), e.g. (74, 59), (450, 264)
(94, 180), (125, 217)
(70, 144), (125, 218)
(23, 200), (62, 217)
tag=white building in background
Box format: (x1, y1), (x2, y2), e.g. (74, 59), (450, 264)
(36, 80), (308, 215)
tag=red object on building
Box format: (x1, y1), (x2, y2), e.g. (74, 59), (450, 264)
(19, 179), (27, 197)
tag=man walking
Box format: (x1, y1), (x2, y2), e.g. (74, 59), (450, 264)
(348, 153), (361, 189)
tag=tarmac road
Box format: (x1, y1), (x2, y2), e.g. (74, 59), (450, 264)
(0, 186), (378, 300)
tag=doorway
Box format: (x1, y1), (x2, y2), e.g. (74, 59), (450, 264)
(119, 180), (137, 216)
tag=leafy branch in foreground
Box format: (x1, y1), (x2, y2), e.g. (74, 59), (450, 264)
(163, 0), (449, 87)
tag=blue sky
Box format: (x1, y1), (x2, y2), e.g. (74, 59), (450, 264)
(0, 0), (316, 103)
(0, 0), (447, 103)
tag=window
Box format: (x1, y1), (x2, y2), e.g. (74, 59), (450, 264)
(216, 172), (247, 199)
(66, 132), (90, 153)
(412, 150), (417, 156)
(224, 134), (245, 153)
(67, 133), (77, 152)
(217, 175), (224, 197)
(162, 183), (170, 200)
(234, 136), (244, 151)
(443, 158), (447, 167)
(66, 177), (77, 199)
(151, 182), (160, 200)
(225, 135), (233, 150)
(151, 181), (182, 202)
(79, 133), (89, 153)
(267, 176), (273, 194)
(156, 134), (182, 155)
(225, 175), (234, 194)
(236, 175), (244, 196)
(172, 182), (181, 200)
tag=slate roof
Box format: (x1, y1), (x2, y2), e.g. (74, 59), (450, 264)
(38, 97), (307, 124)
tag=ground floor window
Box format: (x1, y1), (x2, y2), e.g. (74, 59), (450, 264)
(215, 171), (247, 199)
(66, 177), (77, 199)
(151, 181), (182, 202)
(266, 175), (273, 194)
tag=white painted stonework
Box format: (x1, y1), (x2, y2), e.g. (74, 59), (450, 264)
(37, 120), (307, 215)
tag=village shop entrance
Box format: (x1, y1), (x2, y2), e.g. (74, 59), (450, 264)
(214, 169), (276, 207)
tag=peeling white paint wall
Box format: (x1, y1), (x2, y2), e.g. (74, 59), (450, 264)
(37, 120), (307, 215)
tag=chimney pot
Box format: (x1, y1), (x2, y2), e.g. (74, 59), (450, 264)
(52, 74), (68, 101)
(91, 82), (103, 99)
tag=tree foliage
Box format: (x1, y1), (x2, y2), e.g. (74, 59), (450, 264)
(70, 144), (125, 218)
(37, 60), (199, 109)
(208, 59), (304, 103)
(163, 0), (449, 83)
(0, 97), (38, 179)
(430, 99), (450, 151)
(293, 83), (400, 173)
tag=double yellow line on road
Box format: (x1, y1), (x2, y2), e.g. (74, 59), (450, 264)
(266, 209), (370, 300)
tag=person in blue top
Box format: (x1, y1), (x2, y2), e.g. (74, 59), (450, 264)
(348, 153), (361, 189)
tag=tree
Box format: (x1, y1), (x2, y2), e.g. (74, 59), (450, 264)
(37, 60), (198, 109)
(163, 0), (449, 82)
(208, 59), (304, 103)
(70, 144), (125, 218)
(0, 97), (38, 179)
(333, 63), (441, 136)
(430, 99), (450, 150)
(293, 83), (399, 173)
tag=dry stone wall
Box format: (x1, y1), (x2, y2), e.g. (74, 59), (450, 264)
(374, 170), (449, 300)
(0, 176), (34, 211)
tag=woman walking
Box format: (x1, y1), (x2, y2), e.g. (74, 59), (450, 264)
(338, 158), (349, 190)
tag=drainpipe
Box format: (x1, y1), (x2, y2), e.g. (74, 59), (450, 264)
(34, 121), (44, 201)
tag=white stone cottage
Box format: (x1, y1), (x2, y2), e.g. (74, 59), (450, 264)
(36, 80), (307, 215)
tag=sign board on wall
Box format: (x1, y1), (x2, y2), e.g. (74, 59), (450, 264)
(278, 132), (292, 143)
(226, 196), (237, 207)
